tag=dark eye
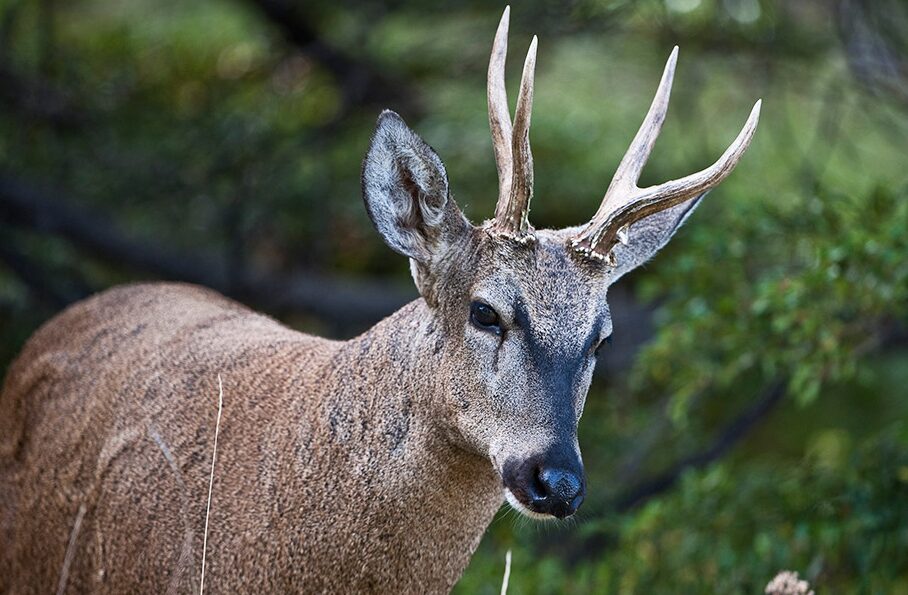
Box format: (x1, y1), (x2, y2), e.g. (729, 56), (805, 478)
(594, 335), (613, 356)
(470, 301), (501, 333)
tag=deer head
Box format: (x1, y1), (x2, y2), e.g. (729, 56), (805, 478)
(361, 7), (760, 519)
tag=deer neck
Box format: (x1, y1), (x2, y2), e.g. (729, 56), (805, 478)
(328, 297), (500, 498)
(289, 298), (502, 586)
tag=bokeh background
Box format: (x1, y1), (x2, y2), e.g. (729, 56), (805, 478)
(1, 0), (907, 592)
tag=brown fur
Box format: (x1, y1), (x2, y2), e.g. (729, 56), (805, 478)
(0, 281), (509, 593)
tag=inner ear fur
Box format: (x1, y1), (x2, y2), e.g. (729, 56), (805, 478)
(362, 110), (472, 301)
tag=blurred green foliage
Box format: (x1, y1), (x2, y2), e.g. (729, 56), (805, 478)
(635, 185), (908, 420)
(1, 0), (907, 592)
(458, 422), (908, 594)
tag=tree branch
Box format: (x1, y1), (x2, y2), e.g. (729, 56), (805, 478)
(0, 228), (90, 308)
(612, 380), (786, 512)
(0, 64), (87, 128)
(0, 173), (414, 331)
(245, 0), (417, 114)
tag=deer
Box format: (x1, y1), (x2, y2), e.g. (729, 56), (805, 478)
(0, 7), (760, 594)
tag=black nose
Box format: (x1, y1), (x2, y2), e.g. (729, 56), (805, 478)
(502, 449), (585, 519)
(532, 466), (584, 518)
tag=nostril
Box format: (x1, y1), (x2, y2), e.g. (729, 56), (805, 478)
(538, 468), (583, 503)
(529, 464), (547, 501)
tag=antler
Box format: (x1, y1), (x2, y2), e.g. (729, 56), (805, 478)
(487, 6), (538, 243)
(571, 47), (762, 264)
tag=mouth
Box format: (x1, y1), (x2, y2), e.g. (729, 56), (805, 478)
(504, 488), (558, 520)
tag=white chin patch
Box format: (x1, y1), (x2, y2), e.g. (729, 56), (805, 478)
(504, 489), (553, 520)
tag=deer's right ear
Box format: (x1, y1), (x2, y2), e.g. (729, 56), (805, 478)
(362, 110), (469, 265)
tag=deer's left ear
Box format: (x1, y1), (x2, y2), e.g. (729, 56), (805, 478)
(607, 194), (704, 284)
(362, 110), (470, 264)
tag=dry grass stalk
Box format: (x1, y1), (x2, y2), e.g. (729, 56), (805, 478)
(500, 549), (512, 595)
(55, 503), (87, 595)
(199, 374), (224, 595)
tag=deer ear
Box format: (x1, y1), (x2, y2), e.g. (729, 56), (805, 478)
(607, 194), (704, 284)
(362, 110), (469, 264)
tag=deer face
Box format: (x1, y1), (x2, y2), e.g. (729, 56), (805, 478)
(451, 231), (609, 519)
(360, 8), (759, 519)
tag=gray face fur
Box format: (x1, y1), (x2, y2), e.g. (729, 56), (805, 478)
(363, 110), (700, 518)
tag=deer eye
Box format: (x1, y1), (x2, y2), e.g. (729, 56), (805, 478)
(470, 301), (501, 333)
(594, 335), (613, 356)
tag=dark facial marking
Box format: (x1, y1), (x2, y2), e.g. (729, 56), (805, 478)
(384, 396), (412, 454)
(512, 298), (598, 434)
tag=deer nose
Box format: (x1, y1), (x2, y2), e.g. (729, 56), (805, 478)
(502, 449), (585, 519)
(532, 466), (584, 518)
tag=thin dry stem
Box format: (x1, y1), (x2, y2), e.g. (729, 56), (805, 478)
(56, 503), (87, 595)
(499, 549), (512, 595)
(199, 374), (224, 595)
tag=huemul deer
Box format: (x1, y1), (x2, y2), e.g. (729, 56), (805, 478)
(0, 7), (760, 593)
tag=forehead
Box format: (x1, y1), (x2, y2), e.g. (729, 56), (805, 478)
(470, 229), (611, 341)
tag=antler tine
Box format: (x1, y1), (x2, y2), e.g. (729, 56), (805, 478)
(491, 35), (537, 240)
(571, 47), (677, 260)
(606, 46), (678, 197)
(488, 6), (513, 209)
(572, 47), (761, 264)
(631, 99), (761, 212)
